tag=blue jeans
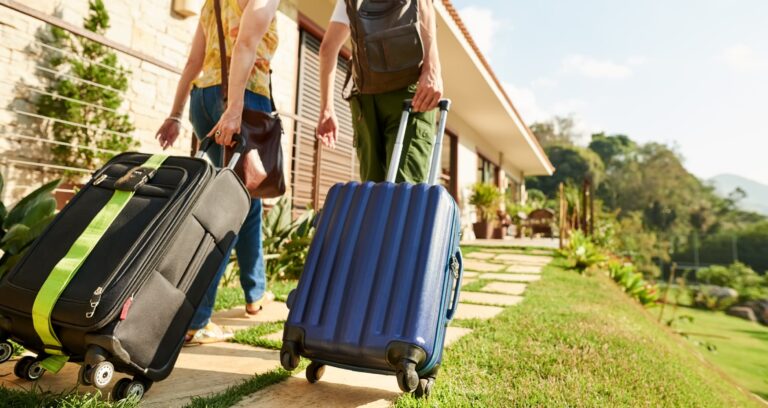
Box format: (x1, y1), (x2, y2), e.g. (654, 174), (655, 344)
(188, 85), (270, 330)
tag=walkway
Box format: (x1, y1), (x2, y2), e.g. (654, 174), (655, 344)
(0, 248), (552, 407)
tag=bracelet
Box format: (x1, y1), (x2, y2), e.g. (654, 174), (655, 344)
(166, 116), (183, 124)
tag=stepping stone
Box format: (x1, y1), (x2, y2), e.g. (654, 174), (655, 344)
(212, 302), (289, 331)
(234, 366), (401, 408)
(454, 303), (504, 320)
(460, 292), (523, 307)
(495, 254), (552, 264)
(506, 265), (543, 274)
(0, 344), (281, 407)
(462, 260), (505, 273)
(482, 282), (528, 295)
(464, 252), (496, 260)
(461, 277), (477, 287)
(143, 343), (280, 407)
(479, 273), (541, 283)
(444, 327), (473, 347)
(462, 271), (479, 279)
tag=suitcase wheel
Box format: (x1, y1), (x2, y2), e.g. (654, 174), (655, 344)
(395, 359), (419, 393)
(113, 377), (149, 401)
(305, 361), (325, 384)
(280, 341), (300, 371)
(13, 356), (45, 381)
(79, 361), (115, 389)
(0, 340), (13, 364)
(414, 377), (435, 399)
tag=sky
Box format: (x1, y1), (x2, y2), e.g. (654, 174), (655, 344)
(453, 0), (768, 185)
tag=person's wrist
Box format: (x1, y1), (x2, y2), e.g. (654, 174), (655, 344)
(166, 116), (182, 124)
(227, 98), (245, 111)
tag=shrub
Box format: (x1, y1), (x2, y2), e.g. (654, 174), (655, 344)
(560, 230), (607, 273)
(694, 262), (768, 305)
(469, 183), (502, 222)
(35, 0), (137, 177)
(0, 173), (60, 277)
(607, 261), (659, 306)
(261, 197), (316, 282)
(691, 285), (739, 311)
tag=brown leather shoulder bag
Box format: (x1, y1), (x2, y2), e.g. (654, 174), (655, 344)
(213, 0), (286, 198)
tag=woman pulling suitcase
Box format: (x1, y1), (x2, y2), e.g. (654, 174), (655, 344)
(156, 0), (281, 344)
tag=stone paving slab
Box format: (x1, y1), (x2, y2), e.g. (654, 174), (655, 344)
(234, 366), (400, 408)
(461, 277), (477, 287)
(482, 282), (528, 295)
(479, 273), (541, 283)
(143, 343), (280, 407)
(454, 303), (504, 320)
(460, 292), (524, 307)
(462, 260), (505, 273)
(494, 253), (552, 264)
(264, 330), (284, 343)
(212, 302), (289, 331)
(506, 265), (544, 274)
(462, 271), (479, 279)
(464, 252), (496, 260)
(0, 343), (280, 407)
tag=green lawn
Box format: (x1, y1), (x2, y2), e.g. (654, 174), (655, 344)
(662, 305), (768, 400)
(395, 258), (762, 407)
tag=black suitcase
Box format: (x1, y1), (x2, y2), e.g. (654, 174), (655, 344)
(0, 137), (250, 400)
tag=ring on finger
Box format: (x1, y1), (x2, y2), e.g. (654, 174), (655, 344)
(215, 130), (222, 137)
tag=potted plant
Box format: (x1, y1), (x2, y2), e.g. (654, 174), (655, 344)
(469, 183), (502, 239)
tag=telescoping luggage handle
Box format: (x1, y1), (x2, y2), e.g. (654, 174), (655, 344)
(195, 134), (247, 170)
(386, 99), (452, 184)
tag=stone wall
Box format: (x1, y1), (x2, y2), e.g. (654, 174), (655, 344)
(0, 0), (302, 205)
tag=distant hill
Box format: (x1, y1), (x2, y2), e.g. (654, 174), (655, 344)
(710, 174), (768, 215)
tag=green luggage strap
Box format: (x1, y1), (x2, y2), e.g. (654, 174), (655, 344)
(32, 154), (168, 373)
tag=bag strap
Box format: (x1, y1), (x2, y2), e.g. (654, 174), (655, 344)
(213, 0), (229, 102)
(32, 155), (168, 373)
(213, 0), (278, 112)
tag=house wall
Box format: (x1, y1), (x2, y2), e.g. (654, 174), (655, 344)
(0, 0), (303, 204)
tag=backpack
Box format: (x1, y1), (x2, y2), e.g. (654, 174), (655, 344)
(344, 0), (424, 95)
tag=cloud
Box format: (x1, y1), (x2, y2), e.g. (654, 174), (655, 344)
(531, 77), (558, 89)
(720, 44), (768, 73)
(504, 82), (602, 142)
(457, 6), (503, 56)
(626, 56), (648, 66)
(561, 54), (633, 79)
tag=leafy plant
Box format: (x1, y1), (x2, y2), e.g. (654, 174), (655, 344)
(607, 261), (659, 306)
(262, 197), (316, 282)
(469, 183), (502, 222)
(35, 0), (137, 177)
(0, 173), (60, 277)
(560, 230), (607, 273)
(695, 262), (768, 303)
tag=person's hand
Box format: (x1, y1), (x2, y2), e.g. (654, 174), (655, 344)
(412, 65), (443, 112)
(155, 118), (181, 150)
(208, 106), (242, 146)
(316, 109), (338, 149)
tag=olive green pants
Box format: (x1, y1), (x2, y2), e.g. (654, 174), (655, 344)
(349, 85), (437, 183)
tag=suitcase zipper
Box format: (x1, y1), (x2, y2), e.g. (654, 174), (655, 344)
(419, 210), (460, 375)
(84, 165), (214, 322)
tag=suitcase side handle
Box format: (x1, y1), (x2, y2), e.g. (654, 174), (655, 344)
(196, 134), (247, 171)
(385, 99), (451, 184)
(446, 249), (463, 321)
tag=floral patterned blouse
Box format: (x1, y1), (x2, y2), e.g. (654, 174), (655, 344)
(192, 0), (279, 98)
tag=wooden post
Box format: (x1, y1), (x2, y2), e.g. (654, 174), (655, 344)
(559, 182), (566, 249)
(658, 263), (677, 323)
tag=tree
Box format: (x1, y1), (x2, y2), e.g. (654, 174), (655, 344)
(526, 145), (604, 197)
(35, 0), (137, 177)
(588, 133), (635, 166)
(530, 115), (578, 147)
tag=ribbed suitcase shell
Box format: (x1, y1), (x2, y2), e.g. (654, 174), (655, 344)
(284, 181), (462, 376)
(0, 153), (250, 382)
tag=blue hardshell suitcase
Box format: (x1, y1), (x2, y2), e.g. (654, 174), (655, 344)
(281, 100), (463, 397)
